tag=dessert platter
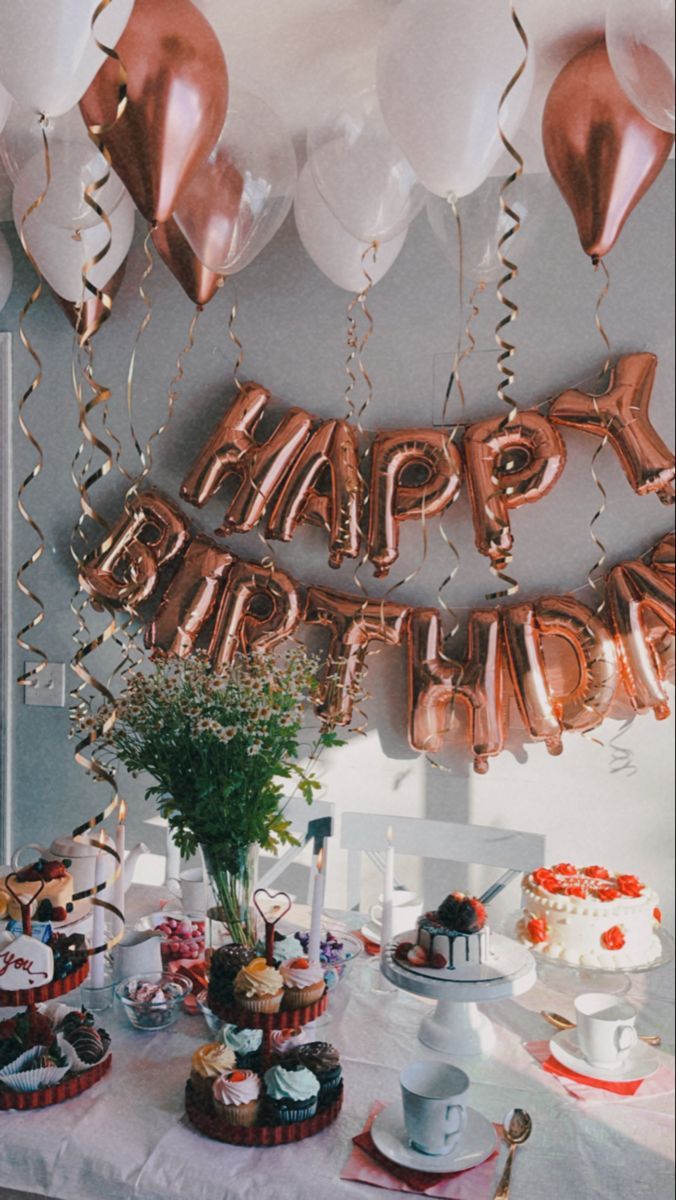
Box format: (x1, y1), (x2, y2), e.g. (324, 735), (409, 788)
(381, 891), (536, 1056)
(184, 889), (344, 1145)
(510, 862), (674, 995)
(0, 869), (111, 1111)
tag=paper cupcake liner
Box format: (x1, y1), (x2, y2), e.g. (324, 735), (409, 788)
(1, 1063), (71, 1092)
(57, 1033), (112, 1075)
(215, 1099), (260, 1127)
(0, 1045), (50, 1078)
(275, 1098), (319, 1124)
(236, 993), (283, 1014)
(282, 982), (326, 1011)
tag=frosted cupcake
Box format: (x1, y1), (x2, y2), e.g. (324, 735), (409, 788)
(286, 1042), (342, 1105)
(234, 958), (284, 1014)
(263, 1064), (320, 1125)
(213, 1069), (261, 1127)
(220, 1024), (264, 1070)
(190, 1042), (236, 1107)
(279, 958), (326, 1011)
(270, 1027), (306, 1062)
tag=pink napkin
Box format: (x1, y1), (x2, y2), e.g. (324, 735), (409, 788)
(341, 1102), (500, 1198)
(526, 1040), (674, 1103)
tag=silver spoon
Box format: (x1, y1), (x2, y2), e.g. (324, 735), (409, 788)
(541, 1010), (662, 1046)
(493, 1109), (532, 1200)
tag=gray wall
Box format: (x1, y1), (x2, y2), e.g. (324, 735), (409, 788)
(0, 165), (674, 917)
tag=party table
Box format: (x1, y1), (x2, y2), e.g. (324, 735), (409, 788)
(0, 886), (674, 1200)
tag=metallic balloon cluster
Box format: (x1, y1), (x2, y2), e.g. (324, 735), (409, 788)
(79, 485), (674, 775)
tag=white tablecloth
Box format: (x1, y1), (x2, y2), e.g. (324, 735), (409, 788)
(1, 891), (674, 1200)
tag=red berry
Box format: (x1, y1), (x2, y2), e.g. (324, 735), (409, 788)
(394, 941), (414, 962)
(407, 945), (429, 967)
(469, 898), (487, 928)
(583, 866), (610, 880)
(429, 953), (448, 969)
(617, 876), (644, 898)
(654, 908), (662, 924)
(597, 887), (621, 902)
(565, 885), (586, 899)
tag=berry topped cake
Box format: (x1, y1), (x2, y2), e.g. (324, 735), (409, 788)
(518, 863), (662, 970)
(395, 891), (490, 975)
(0, 860), (74, 922)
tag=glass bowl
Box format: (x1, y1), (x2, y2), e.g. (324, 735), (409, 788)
(195, 987), (226, 1038)
(115, 972), (192, 1032)
(280, 930), (363, 991)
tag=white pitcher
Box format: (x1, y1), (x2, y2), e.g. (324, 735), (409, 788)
(113, 929), (164, 982)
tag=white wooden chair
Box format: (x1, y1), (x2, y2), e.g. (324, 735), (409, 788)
(340, 812), (545, 912)
(257, 796), (335, 902)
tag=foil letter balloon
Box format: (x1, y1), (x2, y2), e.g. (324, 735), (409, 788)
(180, 382), (313, 532)
(542, 41), (674, 261)
(146, 536), (235, 658)
(503, 596), (619, 753)
(407, 608), (504, 774)
(209, 560), (302, 671)
(550, 353), (675, 504)
(79, 0), (229, 224)
(368, 430), (463, 577)
(305, 586), (409, 726)
(607, 542), (675, 719)
(152, 219), (224, 308)
(266, 420), (363, 568)
(81, 490), (189, 609)
(463, 410), (566, 567)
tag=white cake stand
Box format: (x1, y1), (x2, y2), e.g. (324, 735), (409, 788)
(381, 931), (536, 1057)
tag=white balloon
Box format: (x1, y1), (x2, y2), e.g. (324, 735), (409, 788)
(0, 84), (11, 138)
(6, 136), (126, 230)
(308, 85), (425, 243)
(607, 0), (675, 134)
(0, 229), (13, 312)
(0, 0), (134, 118)
(13, 151), (135, 302)
(377, 0), (534, 199)
(294, 160), (406, 292)
(0, 104), (100, 187)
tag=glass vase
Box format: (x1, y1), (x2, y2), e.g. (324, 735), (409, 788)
(200, 843), (260, 948)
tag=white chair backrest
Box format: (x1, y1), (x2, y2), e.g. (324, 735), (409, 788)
(340, 812), (545, 911)
(257, 796), (335, 900)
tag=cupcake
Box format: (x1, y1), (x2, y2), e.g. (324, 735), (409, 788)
(220, 1024), (264, 1070)
(279, 958), (326, 1011)
(213, 1069), (261, 1127)
(207, 944), (256, 1010)
(270, 1027), (306, 1062)
(190, 1042), (237, 1108)
(234, 958), (284, 1014)
(263, 1065), (320, 1125)
(285, 1042), (342, 1105)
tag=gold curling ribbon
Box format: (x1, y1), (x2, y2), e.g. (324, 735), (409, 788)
(16, 122), (51, 689)
(228, 289), (245, 392)
(587, 259), (612, 609)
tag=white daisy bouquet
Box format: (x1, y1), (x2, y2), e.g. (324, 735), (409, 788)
(84, 647), (342, 943)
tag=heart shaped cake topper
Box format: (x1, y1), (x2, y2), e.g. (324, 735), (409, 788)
(3, 872), (46, 936)
(253, 888), (292, 928)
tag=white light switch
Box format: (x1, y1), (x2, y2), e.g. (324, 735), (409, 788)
(23, 661), (66, 707)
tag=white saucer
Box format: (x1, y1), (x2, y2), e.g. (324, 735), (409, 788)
(549, 1029), (660, 1083)
(371, 1104), (497, 1174)
(361, 922), (382, 946)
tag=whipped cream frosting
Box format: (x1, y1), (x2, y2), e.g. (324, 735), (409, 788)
(270, 1028), (305, 1055)
(234, 958), (283, 998)
(213, 1069), (260, 1107)
(280, 958), (325, 990)
(264, 1065), (319, 1102)
(221, 1025), (263, 1055)
(191, 1042), (236, 1079)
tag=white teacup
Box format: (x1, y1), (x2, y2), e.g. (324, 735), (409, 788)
(370, 889), (423, 938)
(400, 1061), (469, 1157)
(574, 993), (639, 1069)
(166, 868), (207, 916)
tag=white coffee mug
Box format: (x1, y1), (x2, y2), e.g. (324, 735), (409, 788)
(370, 889), (423, 938)
(400, 1061), (469, 1157)
(574, 993), (639, 1068)
(166, 868), (207, 916)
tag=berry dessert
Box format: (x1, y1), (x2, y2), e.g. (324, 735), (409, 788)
(394, 892), (490, 976)
(0, 860), (74, 922)
(0, 1005), (111, 1097)
(155, 915), (206, 963)
(518, 863), (662, 970)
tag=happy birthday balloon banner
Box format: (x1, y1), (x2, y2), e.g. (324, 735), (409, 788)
(178, 355), (673, 578)
(80, 488), (675, 775)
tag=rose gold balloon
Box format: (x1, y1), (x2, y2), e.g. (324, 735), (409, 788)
(209, 559), (302, 671)
(650, 532), (675, 577)
(173, 147), (249, 273)
(550, 352), (675, 504)
(463, 410), (566, 567)
(407, 607), (504, 774)
(152, 218), (223, 308)
(607, 544), (675, 720)
(368, 429), (463, 578)
(180, 382), (313, 530)
(146, 535), (235, 657)
(266, 419), (363, 567)
(542, 41), (674, 261)
(81, 489), (189, 609)
(503, 595), (619, 753)
(52, 259), (127, 337)
(80, 0), (228, 224)
(305, 585), (409, 726)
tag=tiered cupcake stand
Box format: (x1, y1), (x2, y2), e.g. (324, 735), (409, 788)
(381, 931), (536, 1057)
(0, 879), (111, 1111)
(185, 987), (343, 1146)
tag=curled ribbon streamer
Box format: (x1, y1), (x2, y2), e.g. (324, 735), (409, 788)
(16, 124), (52, 688)
(124, 227), (156, 495)
(608, 716), (638, 777)
(587, 259), (612, 608)
(486, 2), (529, 602)
(228, 291), (245, 392)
